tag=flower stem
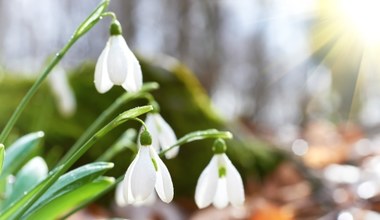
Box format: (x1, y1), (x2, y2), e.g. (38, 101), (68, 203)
(96, 133), (137, 162)
(0, 0), (110, 144)
(101, 12), (117, 21)
(158, 129), (233, 157)
(56, 82), (158, 167)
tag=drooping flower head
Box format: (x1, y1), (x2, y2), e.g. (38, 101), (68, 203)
(145, 108), (178, 159)
(94, 20), (142, 93)
(195, 139), (245, 209)
(116, 129), (174, 206)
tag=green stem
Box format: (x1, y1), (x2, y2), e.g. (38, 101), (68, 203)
(56, 82), (158, 167)
(0, 0), (110, 144)
(90, 119), (145, 163)
(101, 12), (117, 21)
(96, 129), (137, 162)
(130, 118), (147, 130)
(96, 141), (137, 162)
(0, 46), (70, 143)
(159, 129), (233, 157)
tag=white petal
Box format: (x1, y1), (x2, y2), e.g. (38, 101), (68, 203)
(132, 55), (143, 90)
(122, 155), (138, 204)
(154, 114), (178, 159)
(122, 51), (143, 92)
(222, 154), (245, 206)
(107, 35), (129, 85)
(115, 182), (126, 206)
(94, 41), (113, 93)
(132, 191), (157, 207)
(195, 156), (219, 208)
(130, 146), (157, 202)
(212, 178), (229, 209)
(151, 147), (174, 203)
(145, 114), (160, 152)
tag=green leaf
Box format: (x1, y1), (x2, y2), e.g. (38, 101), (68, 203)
(2, 157), (48, 209)
(116, 105), (154, 123)
(24, 162), (113, 216)
(0, 167), (61, 220)
(159, 129), (233, 157)
(87, 105), (153, 145)
(1, 132), (44, 179)
(24, 177), (114, 220)
(61, 176), (122, 219)
(0, 144), (4, 175)
(2, 105), (150, 219)
(74, 0), (110, 38)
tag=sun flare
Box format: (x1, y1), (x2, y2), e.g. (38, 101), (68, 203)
(337, 0), (380, 46)
(310, 0), (380, 120)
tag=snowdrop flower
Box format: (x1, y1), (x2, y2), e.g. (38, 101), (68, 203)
(145, 112), (178, 159)
(195, 139), (244, 209)
(118, 129), (174, 205)
(94, 20), (142, 93)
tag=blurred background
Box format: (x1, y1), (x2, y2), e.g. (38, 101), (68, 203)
(2, 0), (380, 219)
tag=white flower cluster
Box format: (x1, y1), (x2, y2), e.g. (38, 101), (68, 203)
(94, 19), (245, 209)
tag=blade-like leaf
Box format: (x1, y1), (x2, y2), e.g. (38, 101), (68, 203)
(24, 177), (115, 220)
(0, 167), (61, 220)
(24, 162), (113, 216)
(3, 105), (150, 219)
(2, 157), (48, 208)
(116, 105), (154, 123)
(95, 105), (153, 138)
(62, 176), (122, 219)
(1, 132), (44, 179)
(159, 129), (233, 157)
(0, 144), (4, 175)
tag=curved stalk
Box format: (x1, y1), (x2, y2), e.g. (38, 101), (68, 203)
(159, 129), (233, 157)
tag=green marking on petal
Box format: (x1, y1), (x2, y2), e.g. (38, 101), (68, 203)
(154, 117), (163, 133)
(218, 166), (226, 178)
(151, 158), (158, 171)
